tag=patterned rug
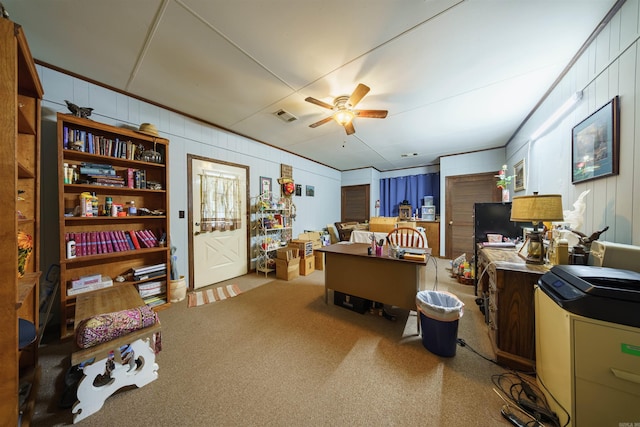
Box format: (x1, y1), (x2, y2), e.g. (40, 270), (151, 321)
(187, 284), (242, 308)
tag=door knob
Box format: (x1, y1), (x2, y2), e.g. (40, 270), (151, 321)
(449, 221), (453, 225)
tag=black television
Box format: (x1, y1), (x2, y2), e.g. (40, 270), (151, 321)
(474, 202), (527, 245)
(473, 202), (529, 295)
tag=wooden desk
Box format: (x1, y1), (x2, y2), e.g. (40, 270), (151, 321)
(317, 243), (428, 312)
(477, 247), (549, 371)
(72, 286), (161, 423)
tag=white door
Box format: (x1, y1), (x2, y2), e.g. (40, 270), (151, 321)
(188, 155), (249, 289)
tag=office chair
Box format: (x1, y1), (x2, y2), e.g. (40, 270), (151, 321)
(386, 227), (427, 248)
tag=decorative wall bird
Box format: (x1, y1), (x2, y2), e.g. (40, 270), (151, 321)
(65, 100), (93, 119)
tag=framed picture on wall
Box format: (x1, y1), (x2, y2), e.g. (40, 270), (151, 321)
(571, 95), (620, 184)
(306, 185), (315, 197)
(295, 184), (302, 196)
(260, 176), (272, 200)
(514, 159), (525, 191)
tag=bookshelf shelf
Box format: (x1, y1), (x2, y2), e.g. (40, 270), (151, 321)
(57, 113), (171, 339)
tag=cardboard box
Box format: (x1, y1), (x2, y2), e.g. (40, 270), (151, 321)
(369, 216), (398, 233)
(276, 258), (299, 281)
(290, 239), (314, 257)
(314, 251), (324, 270)
(297, 231), (323, 249)
(299, 255), (315, 276)
(276, 247), (298, 261)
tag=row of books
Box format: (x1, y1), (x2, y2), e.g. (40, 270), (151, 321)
(63, 126), (142, 160)
(132, 263), (167, 281)
(65, 229), (160, 258)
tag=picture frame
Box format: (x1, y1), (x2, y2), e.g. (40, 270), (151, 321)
(259, 176), (272, 200)
(571, 95), (620, 184)
(514, 159), (525, 192)
(295, 184), (302, 197)
(306, 185), (315, 197)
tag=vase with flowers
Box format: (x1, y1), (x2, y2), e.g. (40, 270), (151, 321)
(18, 231), (33, 278)
(495, 164), (514, 203)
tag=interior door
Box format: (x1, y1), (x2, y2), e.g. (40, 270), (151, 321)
(341, 184), (370, 222)
(188, 155), (249, 290)
(445, 172), (499, 259)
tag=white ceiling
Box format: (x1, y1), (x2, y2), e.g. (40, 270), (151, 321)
(5, 0), (617, 171)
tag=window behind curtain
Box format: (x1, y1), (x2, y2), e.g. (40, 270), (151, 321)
(200, 172), (241, 231)
(379, 173), (440, 217)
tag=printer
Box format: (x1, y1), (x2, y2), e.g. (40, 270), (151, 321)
(538, 264), (640, 328)
(536, 265), (640, 426)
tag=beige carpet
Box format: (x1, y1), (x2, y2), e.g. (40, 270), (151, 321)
(33, 258), (514, 426)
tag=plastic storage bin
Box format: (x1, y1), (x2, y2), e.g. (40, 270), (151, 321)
(416, 290), (464, 357)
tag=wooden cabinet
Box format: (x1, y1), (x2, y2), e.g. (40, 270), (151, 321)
(416, 221), (440, 257)
(57, 113), (171, 339)
(254, 197), (292, 276)
(0, 19), (44, 425)
(476, 247), (548, 371)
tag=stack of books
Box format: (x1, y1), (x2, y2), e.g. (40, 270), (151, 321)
(131, 263), (167, 281)
(137, 280), (166, 299)
(67, 274), (113, 296)
(78, 162), (125, 187)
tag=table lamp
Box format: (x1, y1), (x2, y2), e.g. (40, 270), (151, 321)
(510, 193), (564, 264)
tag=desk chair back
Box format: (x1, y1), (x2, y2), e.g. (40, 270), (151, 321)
(387, 227), (426, 248)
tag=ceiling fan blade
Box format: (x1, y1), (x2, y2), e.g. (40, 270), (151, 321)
(305, 97), (334, 110)
(309, 116), (334, 128)
(355, 109), (388, 119)
(348, 84), (370, 108)
(344, 122), (355, 135)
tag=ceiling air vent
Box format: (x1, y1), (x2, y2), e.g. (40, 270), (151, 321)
(274, 109), (298, 123)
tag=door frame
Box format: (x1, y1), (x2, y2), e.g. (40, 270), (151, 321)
(341, 184), (370, 223)
(444, 172), (499, 259)
(187, 154), (251, 290)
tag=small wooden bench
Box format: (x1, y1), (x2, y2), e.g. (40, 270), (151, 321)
(71, 286), (161, 423)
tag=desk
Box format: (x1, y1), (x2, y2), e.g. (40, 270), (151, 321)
(476, 247), (549, 371)
(72, 286), (161, 423)
(318, 243), (428, 319)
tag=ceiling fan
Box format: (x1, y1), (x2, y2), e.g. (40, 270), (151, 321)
(305, 83), (388, 135)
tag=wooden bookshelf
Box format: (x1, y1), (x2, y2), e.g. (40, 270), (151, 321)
(57, 113), (171, 339)
(0, 19), (44, 425)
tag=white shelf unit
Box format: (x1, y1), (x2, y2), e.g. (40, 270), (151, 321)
(253, 197), (293, 277)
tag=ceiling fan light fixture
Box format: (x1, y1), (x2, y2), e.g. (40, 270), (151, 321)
(333, 109), (354, 126)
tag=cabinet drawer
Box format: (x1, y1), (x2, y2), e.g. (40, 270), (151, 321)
(574, 319), (640, 396)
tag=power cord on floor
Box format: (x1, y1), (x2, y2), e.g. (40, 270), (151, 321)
(492, 372), (563, 427)
(455, 338), (498, 365)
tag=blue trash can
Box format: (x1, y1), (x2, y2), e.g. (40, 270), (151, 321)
(416, 291), (464, 357)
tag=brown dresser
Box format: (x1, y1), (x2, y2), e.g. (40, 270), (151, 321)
(476, 247), (549, 371)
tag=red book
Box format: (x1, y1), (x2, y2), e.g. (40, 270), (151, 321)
(129, 230), (141, 249)
(108, 231), (120, 252)
(120, 230), (131, 251)
(95, 231), (102, 255)
(77, 232), (84, 257)
(142, 229), (157, 247)
(116, 230), (127, 251)
(90, 231), (97, 255)
(135, 230), (150, 248)
(100, 231), (111, 253)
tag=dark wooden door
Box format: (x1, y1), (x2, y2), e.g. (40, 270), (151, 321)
(341, 185), (370, 223)
(445, 172), (500, 259)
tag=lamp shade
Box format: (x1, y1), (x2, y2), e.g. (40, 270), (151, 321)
(510, 194), (564, 223)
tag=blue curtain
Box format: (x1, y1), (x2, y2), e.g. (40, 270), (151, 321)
(379, 173), (440, 217)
